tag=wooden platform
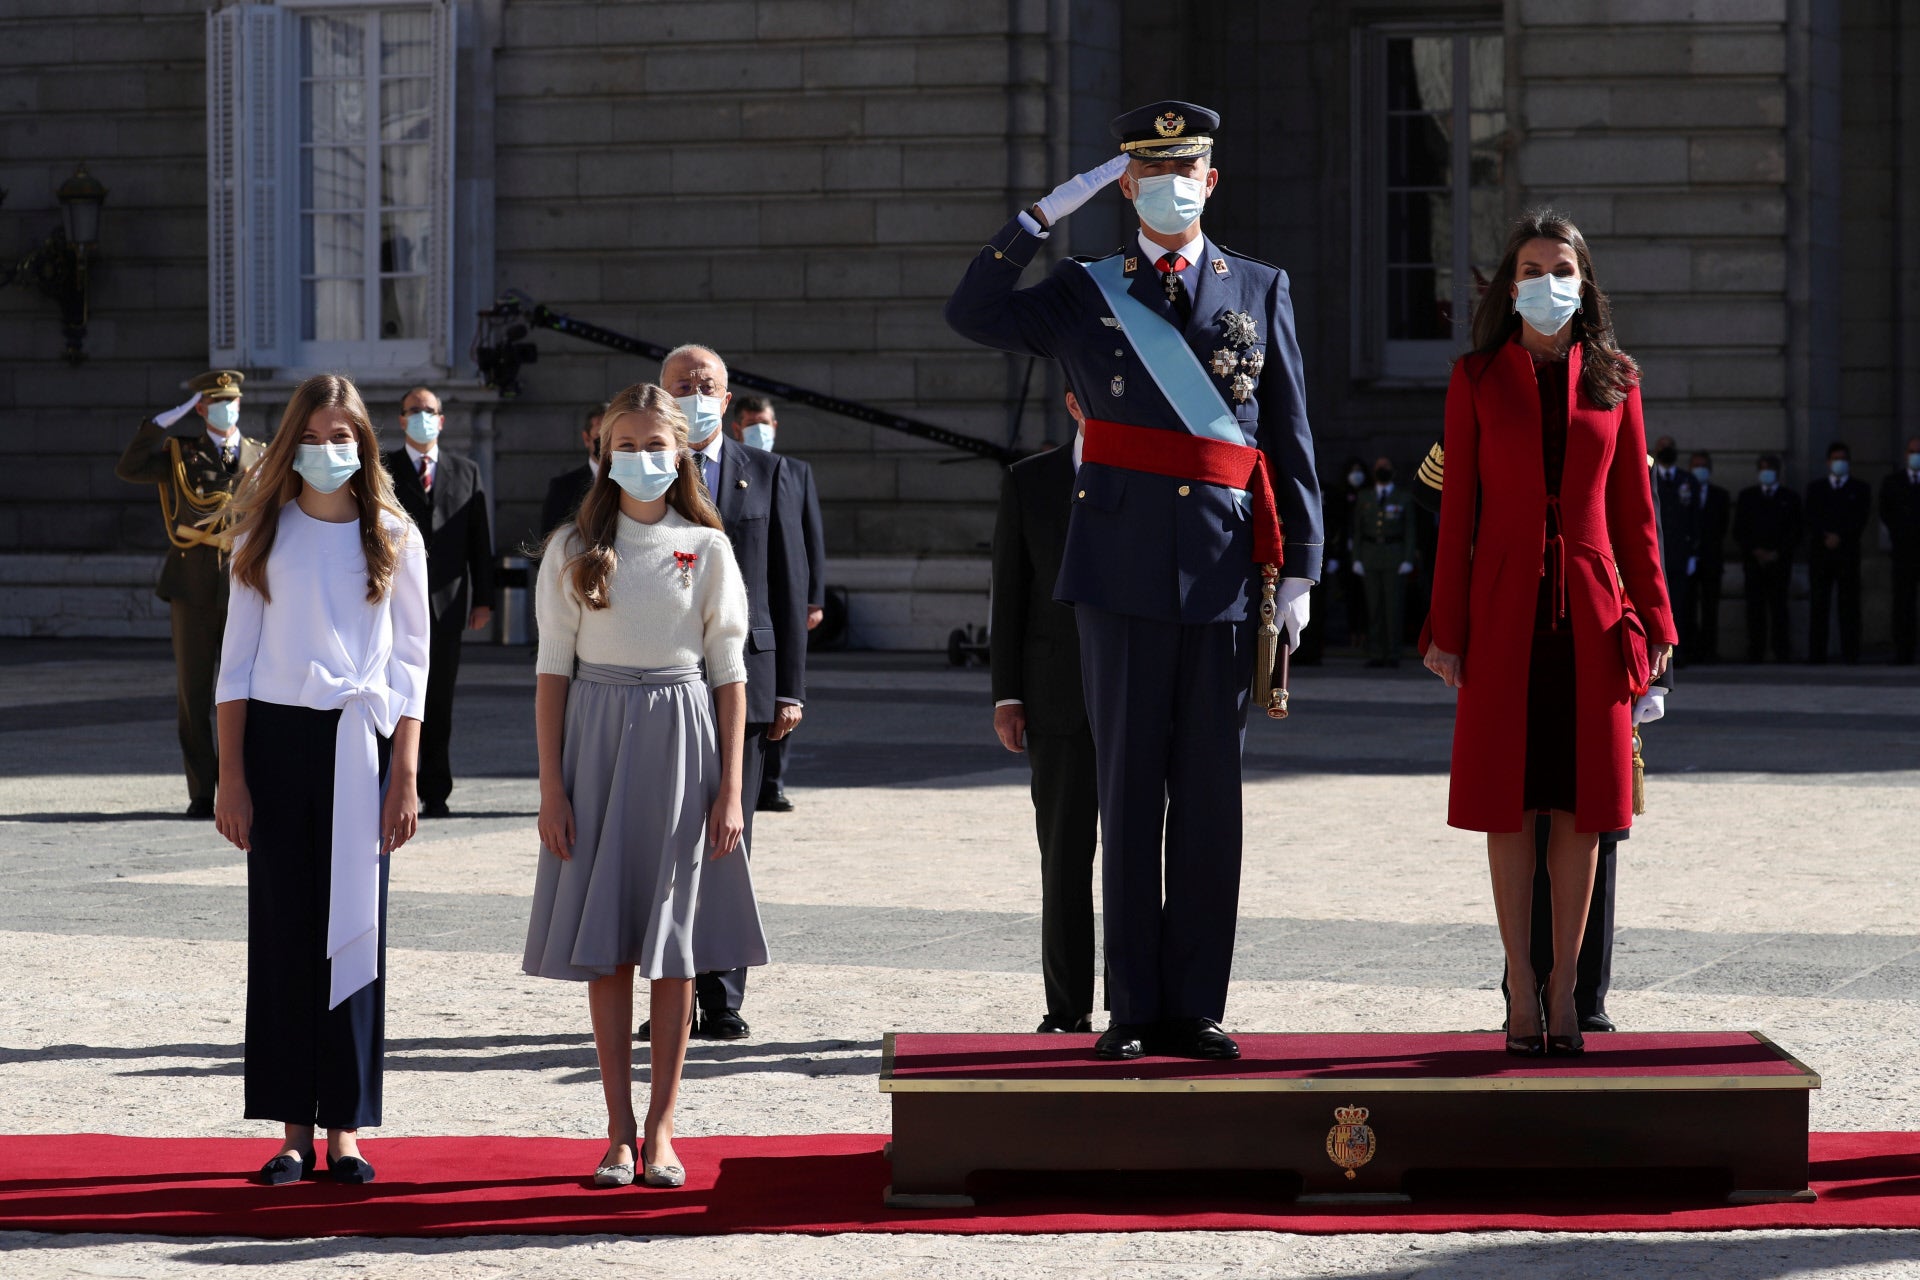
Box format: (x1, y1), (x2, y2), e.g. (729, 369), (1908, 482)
(880, 1031), (1821, 1207)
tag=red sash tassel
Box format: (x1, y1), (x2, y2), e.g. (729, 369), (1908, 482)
(1080, 417), (1284, 567)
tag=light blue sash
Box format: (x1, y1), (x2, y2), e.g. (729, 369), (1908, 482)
(1080, 255), (1242, 445)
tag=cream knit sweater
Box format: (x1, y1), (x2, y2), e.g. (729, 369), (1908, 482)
(535, 508), (749, 687)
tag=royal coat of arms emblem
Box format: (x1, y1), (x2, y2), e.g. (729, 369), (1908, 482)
(1325, 1105), (1377, 1180)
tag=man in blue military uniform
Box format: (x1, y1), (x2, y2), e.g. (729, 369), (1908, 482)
(947, 100), (1322, 1061)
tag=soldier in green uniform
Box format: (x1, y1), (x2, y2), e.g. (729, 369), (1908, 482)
(115, 370), (265, 818)
(1350, 455), (1417, 667)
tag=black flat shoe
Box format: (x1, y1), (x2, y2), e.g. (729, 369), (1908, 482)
(421, 800), (451, 819)
(186, 798), (215, 820)
(1154, 1017), (1240, 1060)
(1093, 1023), (1149, 1060)
(1036, 1014), (1093, 1033)
(327, 1154), (376, 1185)
(256, 1147), (316, 1185)
(756, 783), (794, 813)
(696, 1008), (750, 1041)
(1505, 992), (1547, 1057)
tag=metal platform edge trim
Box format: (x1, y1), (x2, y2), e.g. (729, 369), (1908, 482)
(878, 1030), (1821, 1094)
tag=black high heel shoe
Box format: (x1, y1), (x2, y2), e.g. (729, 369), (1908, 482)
(1545, 990), (1586, 1057)
(257, 1146), (317, 1185)
(1505, 991), (1547, 1057)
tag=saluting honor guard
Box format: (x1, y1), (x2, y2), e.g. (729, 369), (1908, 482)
(116, 370), (265, 819)
(947, 101), (1323, 1061)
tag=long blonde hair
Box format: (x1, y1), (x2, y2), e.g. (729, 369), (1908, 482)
(547, 382), (724, 611)
(226, 374), (410, 603)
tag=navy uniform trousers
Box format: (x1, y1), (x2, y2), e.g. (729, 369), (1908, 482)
(243, 700), (390, 1130)
(1077, 606), (1256, 1026)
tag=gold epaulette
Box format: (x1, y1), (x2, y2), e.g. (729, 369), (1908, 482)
(1417, 442), (1444, 491)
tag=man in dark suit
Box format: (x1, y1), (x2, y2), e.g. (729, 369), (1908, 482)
(1685, 450), (1731, 663)
(992, 389), (1101, 1034)
(116, 370), (266, 818)
(1881, 435), (1920, 665)
(384, 386), (496, 818)
(664, 345), (808, 1041)
(947, 100), (1324, 1062)
(1804, 440), (1872, 664)
(1650, 436), (1700, 654)
(538, 402), (606, 540)
(726, 393), (827, 813)
(1733, 454), (1801, 662)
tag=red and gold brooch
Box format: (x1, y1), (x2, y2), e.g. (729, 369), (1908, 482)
(672, 551), (698, 588)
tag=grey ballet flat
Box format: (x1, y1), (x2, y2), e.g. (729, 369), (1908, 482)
(643, 1162), (686, 1188)
(593, 1157), (636, 1188)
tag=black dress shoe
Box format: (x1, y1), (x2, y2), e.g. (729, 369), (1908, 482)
(185, 798), (214, 820)
(756, 782), (794, 813)
(1093, 1023), (1148, 1060)
(696, 1007), (750, 1040)
(327, 1154), (376, 1185)
(1579, 1011), (1616, 1033)
(256, 1147), (316, 1185)
(1036, 1014), (1093, 1033)
(421, 799), (451, 819)
(1154, 1017), (1240, 1060)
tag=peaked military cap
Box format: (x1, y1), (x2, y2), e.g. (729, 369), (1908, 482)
(1111, 100), (1217, 160)
(187, 369), (245, 401)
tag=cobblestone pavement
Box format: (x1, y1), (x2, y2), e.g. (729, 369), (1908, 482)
(3, 639), (1919, 1278)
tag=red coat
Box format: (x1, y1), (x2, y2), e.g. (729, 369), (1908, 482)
(1429, 340), (1676, 834)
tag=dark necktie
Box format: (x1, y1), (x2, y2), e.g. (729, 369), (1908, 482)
(1156, 252), (1191, 326)
(703, 454), (718, 496)
(419, 455), (432, 492)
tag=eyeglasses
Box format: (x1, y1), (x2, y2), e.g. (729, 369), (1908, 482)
(670, 377), (723, 396)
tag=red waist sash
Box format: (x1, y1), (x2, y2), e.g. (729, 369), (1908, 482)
(1081, 418), (1284, 567)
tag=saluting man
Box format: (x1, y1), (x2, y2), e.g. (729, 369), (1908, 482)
(115, 370), (265, 819)
(947, 100), (1323, 1062)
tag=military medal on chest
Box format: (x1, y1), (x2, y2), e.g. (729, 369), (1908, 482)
(1211, 309), (1265, 404)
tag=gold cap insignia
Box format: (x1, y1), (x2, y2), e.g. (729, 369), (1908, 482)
(1154, 111), (1186, 138)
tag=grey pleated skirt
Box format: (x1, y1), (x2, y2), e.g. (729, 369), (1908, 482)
(523, 662), (770, 982)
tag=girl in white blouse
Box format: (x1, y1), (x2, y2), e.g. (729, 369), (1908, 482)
(523, 382), (766, 1190)
(213, 373), (430, 1187)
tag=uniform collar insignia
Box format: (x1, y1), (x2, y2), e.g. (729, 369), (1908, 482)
(1211, 258), (1228, 277)
(1123, 256), (1139, 276)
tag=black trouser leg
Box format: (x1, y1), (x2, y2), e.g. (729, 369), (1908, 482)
(418, 613), (464, 806)
(1765, 560), (1792, 660)
(1691, 567), (1722, 660)
(1742, 560), (1766, 661)
(1361, 562), (1398, 661)
(1027, 728), (1100, 1024)
(763, 735), (789, 788)
(171, 600), (225, 803)
(696, 722), (771, 1014)
(1894, 556), (1919, 663)
(1836, 555), (1862, 663)
(1808, 553), (1835, 661)
(244, 700), (390, 1129)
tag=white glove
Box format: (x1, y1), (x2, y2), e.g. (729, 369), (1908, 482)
(1686, 556), (1698, 577)
(1632, 687), (1667, 726)
(1277, 577), (1312, 653)
(1398, 561), (1414, 576)
(1032, 154), (1129, 228)
(1325, 558), (1341, 575)
(1351, 560), (1365, 578)
(154, 392), (202, 429)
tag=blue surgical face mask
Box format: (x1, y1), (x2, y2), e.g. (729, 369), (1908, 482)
(205, 400), (240, 431)
(1908, 452), (1920, 471)
(1830, 458), (1850, 478)
(1513, 273), (1582, 337)
(293, 442), (361, 495)
(404, 410), (441, 445)
(1691, 466), (1711, 485)
(676, 394), (725, 446)
(1347, 469), (1366, 489)
(1131, 173), (1207, 236)
(739, 423), (776, 452)
(607, 448), (679, 502)
(1758, 469), (1779, 486)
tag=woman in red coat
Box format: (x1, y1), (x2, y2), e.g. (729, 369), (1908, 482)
(1425, 210), (1675, 1057)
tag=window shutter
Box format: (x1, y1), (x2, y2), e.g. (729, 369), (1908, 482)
(206, 7), (241, 364)
(428, 0), (457, 368)
(205, 4), (285, 368)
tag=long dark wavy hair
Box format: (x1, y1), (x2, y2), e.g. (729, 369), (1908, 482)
(226, 374), (408, 604)
(1469, 208), (1640, 409)
(546, 382), (724, 611)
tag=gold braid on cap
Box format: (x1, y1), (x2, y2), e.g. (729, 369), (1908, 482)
(1119, 136), (1213, 155)
(1417, 443), (1445, 491)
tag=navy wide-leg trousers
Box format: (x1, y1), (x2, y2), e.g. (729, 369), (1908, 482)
(243, 699), (390, 1131)
(1076, 605), (1254, 1026)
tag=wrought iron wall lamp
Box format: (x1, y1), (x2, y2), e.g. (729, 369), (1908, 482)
(0, 163), (109, 364)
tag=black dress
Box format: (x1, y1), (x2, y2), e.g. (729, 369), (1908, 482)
(1523, 355), (1578, 814)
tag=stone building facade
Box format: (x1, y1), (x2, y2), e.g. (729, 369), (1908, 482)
(1, 0), (1913, 648)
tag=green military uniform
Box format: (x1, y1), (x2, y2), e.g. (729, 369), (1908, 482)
(115, 370), (264, 813)
(1352, 480), (1418, 664)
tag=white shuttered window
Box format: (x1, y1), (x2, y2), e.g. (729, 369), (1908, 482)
(207, 1), (455, 373)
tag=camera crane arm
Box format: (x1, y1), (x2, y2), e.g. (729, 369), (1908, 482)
(473, 290), (1022, 467)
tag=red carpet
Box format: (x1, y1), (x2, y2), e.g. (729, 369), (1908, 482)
(1, 1132), (1917, 1237)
